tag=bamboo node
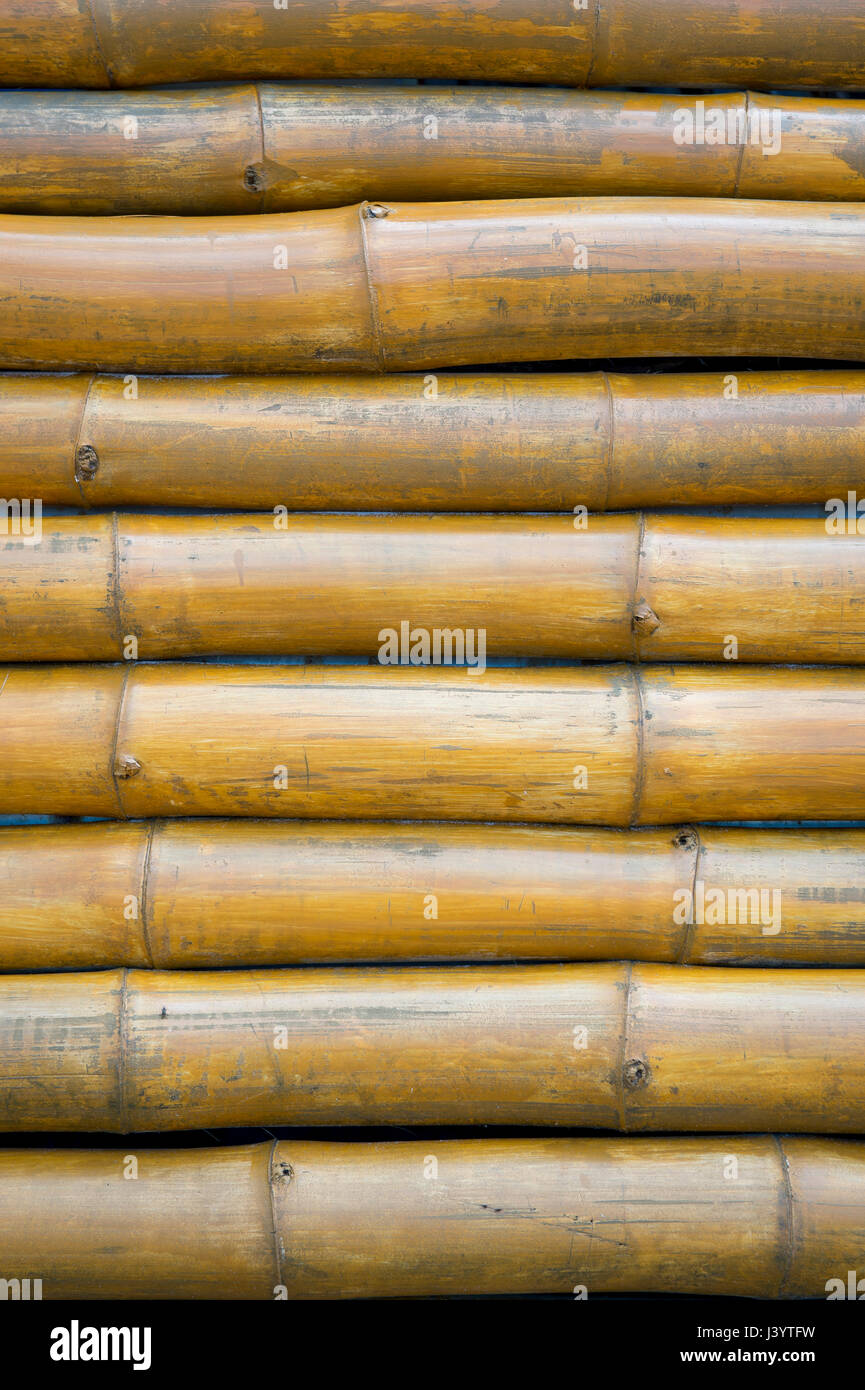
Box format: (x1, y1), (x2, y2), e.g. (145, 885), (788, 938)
(632, 602), (660, 636)
(623, 1058), (651, 1091)
(74, 444), (99, 481)
(113, 754), (141, 780)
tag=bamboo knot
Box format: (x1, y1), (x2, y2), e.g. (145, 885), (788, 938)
(74, 444), (99, 481)
(243, 166), (265, 194)
(113, 754), (141, 779)
(632, 601), (660, 636)
(623, 1058), (651, 1091)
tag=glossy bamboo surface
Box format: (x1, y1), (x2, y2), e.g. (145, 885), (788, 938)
(2, 199), (865, 372)
(0, 1136), (860, 1299)
(1, 0), (863, 92)
(4, 369), (865, 511)
(0, 821), (862, 971)
(1, 963), (863, 1131)
(5, 86), (865, 214)
(0, 662), (862, 824)
(3, 513), (861, 664)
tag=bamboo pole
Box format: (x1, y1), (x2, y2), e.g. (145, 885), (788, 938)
(2, 199), (865, 372)
(1, 0), (863, 93)
(1, 962), (864, 1131)
(0, 1135), (860, 1299)
(3, 513), (863, 664)
(0, 662), (863, 824)
(0, 821), (862, 971)
(4, 87), (865, 214)
(4, 369), (865, 512)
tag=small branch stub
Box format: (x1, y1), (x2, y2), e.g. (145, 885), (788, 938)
(75, 444), (99, 481)
(365, 203), (391, 218)
(623, 1058), (651, 1091)
(632, 601), (661, 636)
(672, 828), (698, 853)
(113, 754), (141, 780)
(243, 165), (265, 193)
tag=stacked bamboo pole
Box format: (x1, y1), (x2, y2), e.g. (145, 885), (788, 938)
(1, 821), (862, 971)
(4, 370), (865, 512)
(0, 663), (862, 824)
(2, 199), (865, 372)
(0, 1136), (861, 1300)
(1, 0), (864, 92)
(1, 962), (864, 1132)
(6, 86), (865, 214)
(2, 513), (862, 663)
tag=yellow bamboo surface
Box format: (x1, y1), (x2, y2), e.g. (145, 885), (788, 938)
(1, 963), (864, 1131)
(0, 821), (862, 971)
(5, 370), (865, 511)
(2, 513), (862, 664)
(0, 663), (863, 824)
(0, 1136), (860, 1299)
(2, 199), (865, 372)
(4, 87), (865, 214)
(1, 0), (864, 92)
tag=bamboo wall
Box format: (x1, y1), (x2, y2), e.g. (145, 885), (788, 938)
(0, 0), (864, 1310)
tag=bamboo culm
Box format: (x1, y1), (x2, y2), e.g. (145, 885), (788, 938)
(1, 963), (864, 1131)
(0, 1136), (860, 1299)
(1, 0), (863, 93)
(0, 663), (862, 824)
(0, 821), (862, 971)
(5, 370), (865, 512)
(3, 199), (865, 372)
(3, 513), (862, 664)
(4, 86), (865, 215)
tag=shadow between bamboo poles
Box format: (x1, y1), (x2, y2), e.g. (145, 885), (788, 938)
(4, 87), (865, 214)
(0, 1136), (861, 1298)
(0, 821), (863, 971)
(0, 662), (862, 823)
(1, 962), (864, 1131)
(2, 0), (865, 92)
(3, 199), (865, 371)
(1, 513), (862, 664)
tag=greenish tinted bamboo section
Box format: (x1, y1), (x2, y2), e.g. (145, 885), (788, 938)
(0, 1136), (860, 1299)
(1, 821), (861, 971)
(2, 199), (865, 372)
(4, 370), (864, 512)
(0, 963), (863, 1131)
(1, 0), (862, 92)
(2, 513), (861, 664)
(0, 663), (862, 824)
(2, 86), (865, 214)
